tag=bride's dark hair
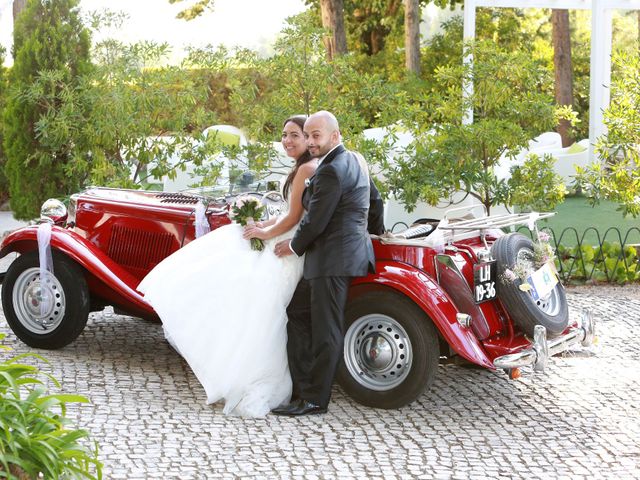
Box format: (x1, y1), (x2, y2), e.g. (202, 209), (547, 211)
(282, 115), (312, 201)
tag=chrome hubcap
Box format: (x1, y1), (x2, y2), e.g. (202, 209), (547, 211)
(534, 286), (561, 316)
(344, 314), (413, 391)
(12, 267), (66, 334)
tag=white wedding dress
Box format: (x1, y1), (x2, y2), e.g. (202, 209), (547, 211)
(137, 217), (303, 417)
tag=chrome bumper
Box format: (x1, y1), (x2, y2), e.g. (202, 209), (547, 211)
(493, 310), (596, 372)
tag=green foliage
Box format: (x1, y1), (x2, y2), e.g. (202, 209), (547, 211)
(4, 5), (217, 216)
(422, 9), (639, 143)
(386, 40), (564, 214)
(0, 334), (102, 479)
(169, 0), (214, 20)
(181, 12), (405, 186)
(0, 45), (7, 203)
(421, 9), (543, 86)
(576, 53), (640, 218)
(3, 0), (92, 219)
(223, 12), (401, 140)
(507, 153), (567, 212)
(556, 242), (640, 284)
(82, 39), (216, 188)
(304, 0), (461, 57)
(6, 1), (637, 220)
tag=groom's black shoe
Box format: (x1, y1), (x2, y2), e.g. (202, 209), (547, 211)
(272, 399), (327, 416)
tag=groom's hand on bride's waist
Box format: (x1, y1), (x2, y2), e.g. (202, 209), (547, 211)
(274, 239), (296, 258)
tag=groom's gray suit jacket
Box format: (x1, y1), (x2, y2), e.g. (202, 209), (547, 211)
(290, 145), (375, 280)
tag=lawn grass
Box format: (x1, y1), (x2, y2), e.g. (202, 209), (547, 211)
(535, 195), (640, 247)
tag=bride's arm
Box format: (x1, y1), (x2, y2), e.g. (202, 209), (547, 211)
(257, 217), (277, 228)
(244, 161), (317, 241)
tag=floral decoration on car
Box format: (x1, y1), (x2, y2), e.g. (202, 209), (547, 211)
(501, 231), (557, 292)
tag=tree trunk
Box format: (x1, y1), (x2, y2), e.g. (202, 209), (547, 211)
(13, 0), (28, 22)
(320, 0), (347, 61)
(552, 9), (574, 147)
(404, 0), (421, 74)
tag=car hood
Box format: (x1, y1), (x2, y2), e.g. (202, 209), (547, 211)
(75, 187), (226, 212)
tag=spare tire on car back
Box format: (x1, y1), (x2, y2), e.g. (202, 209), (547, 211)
(492, 233), (569, 337)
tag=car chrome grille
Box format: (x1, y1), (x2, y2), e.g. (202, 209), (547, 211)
(156, 192), (202, 204)
(397, 223), (434, 239)
(108, 225), (175, 274)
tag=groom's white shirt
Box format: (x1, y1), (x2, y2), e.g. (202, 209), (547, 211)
(288, 144), (343, 255)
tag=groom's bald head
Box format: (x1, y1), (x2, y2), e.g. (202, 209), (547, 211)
(304, 110), (341, 158)
(309, 110), (339, 132)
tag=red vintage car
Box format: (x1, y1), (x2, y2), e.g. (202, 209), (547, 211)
(0, 186), (595, 409)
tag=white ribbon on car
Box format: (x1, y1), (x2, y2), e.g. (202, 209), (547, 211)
(37, 222), (54, 317)
(194, 202), (210, 238)
(527, 212), (540, 231)
(424, 218), (448, 253)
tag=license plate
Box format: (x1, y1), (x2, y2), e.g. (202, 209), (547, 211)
(527, 262), (558, 301)
(474, 261), (497, 304)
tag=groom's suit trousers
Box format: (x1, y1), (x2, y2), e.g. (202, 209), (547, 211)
(286, 276), (351, 408)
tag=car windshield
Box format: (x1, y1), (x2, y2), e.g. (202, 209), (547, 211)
(182, 168), (280, 199)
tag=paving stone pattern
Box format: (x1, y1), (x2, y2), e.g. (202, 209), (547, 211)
(0, 260), (638, 478)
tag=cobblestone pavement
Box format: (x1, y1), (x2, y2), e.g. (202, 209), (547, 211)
(1, 252), (639, 478)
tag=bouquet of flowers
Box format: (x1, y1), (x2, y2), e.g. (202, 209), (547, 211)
(501, 231), (557, 291)
(229, 195), (266, 251)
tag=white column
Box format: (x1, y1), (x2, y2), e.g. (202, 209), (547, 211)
(462, 0), (477, 125)
(588, 0), (613, 162)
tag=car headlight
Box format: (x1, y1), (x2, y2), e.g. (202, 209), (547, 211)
(41, 198), (67, 225)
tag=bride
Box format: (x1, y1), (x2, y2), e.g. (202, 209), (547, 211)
(137, 115), (318, 417)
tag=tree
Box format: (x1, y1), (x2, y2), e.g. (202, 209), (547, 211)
(12, 0), (27, 21)
(225, 13), (399, 136)
(83, 39), (215, 188)
(386, 41), (567, 214)
(180, 12), (404, 187)
(552, 9), (574, 147)
(404, 0), (421, 74)
(0, 46), (7, 203)
(320, 0), (347, 60)
(305, 0), (460, 57)
(577, 53), (640, 218)
(351, 0), (403, 55)
(3, 0), (92, 219)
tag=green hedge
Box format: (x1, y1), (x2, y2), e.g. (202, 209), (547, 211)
(556, 242), (640, 284)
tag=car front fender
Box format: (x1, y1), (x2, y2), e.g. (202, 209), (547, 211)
(351, 261), (494, 369)
(0, 225), (155, 318)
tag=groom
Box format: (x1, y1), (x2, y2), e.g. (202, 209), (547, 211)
(273, 110), (375, 416)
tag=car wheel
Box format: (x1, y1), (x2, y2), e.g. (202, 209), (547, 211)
(337, 291), (439, 409)
(1, 251), (90, 349)
(492, 233), (569, 337)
